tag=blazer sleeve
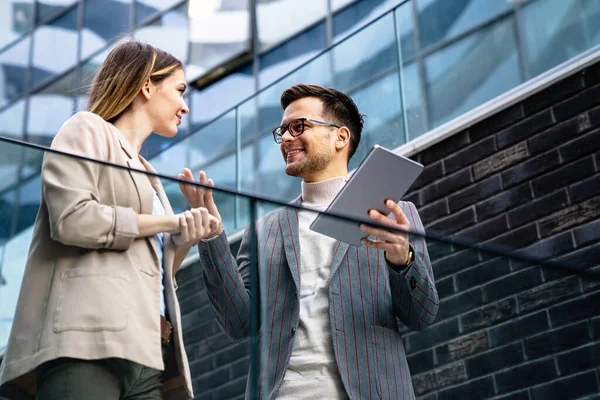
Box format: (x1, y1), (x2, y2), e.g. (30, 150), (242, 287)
(387, 201), (439, 331)
(42, 113), (138, 250)
(197, 228), (253, 340)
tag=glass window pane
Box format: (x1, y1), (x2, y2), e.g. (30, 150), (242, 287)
(134, 2), (189, 63)
(259, 21), (326, 89)
(0, 0), (33, 50)
(0, 36), (30, 108)
(135, 0), (183, 25)
(16, 175), (40, 233)
(32, 6), (78, 88)
(190, 64), (253, 131)
(187, 0), (250, 81)
(82, 0), (131, 60)
(75, 45), (118, 113)
(36, 0), (77, 23)
(257, 0), (326, 51)
(0, 101), (26, 191)
(417, 0), (510, 48)
(402, 61), (427, 140)
(425, 17), (521, 127)
(523, 0), (600, 77)
(333, 0), (399, 43)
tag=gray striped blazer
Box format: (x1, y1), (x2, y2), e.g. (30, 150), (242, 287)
(198, 200), (439, 399)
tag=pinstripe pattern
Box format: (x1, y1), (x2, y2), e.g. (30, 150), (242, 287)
(198, 201), (438, 399)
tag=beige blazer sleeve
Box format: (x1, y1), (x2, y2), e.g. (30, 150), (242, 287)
(42, 113), (139, 250)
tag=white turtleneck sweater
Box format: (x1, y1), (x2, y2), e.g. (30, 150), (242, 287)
(277, 176), (349, 400)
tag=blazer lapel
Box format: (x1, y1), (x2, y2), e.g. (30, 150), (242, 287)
(279, 197), (301, 292)
(329, 241), (350, 280)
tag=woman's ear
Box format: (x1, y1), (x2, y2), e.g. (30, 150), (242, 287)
(335, 126), (351, 151)
(141, 78), (153, 100)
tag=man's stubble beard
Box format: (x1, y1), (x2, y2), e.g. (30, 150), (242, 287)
(285, 146), (333, 178)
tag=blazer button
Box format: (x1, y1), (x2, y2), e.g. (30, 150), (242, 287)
(291, 328), (296, 337)
(409, 276), (417, 290)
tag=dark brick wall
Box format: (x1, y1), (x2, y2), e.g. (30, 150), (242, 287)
(176, 61), (600, 399)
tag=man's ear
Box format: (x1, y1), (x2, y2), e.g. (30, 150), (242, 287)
(141, 78), (153, 100)
(335, 126), (351, 151)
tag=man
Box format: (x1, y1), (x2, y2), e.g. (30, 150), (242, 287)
(179, 84), (438, 399)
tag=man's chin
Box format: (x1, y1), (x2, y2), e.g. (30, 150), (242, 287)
(284, 164), (302, 177)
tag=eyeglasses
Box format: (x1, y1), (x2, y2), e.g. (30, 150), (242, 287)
(272, 118), (340, 144)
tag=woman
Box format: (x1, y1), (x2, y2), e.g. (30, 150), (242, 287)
(0, 41), (216, 399)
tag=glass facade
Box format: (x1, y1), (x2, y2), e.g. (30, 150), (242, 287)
(1, 0), (600, 357)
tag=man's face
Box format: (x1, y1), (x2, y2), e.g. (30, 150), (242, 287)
(279, 97), (337, 179)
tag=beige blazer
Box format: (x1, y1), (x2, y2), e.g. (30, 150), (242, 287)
(0, 112), (193, 399)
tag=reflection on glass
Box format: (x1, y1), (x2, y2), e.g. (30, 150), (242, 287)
(36, 0), (77, 23)
(259, 21), (326, 89)
(0, 101), (26, 191)
(425, 17), (521, 127)
(81, 0), (131, 60)
(75, 45), (117, 112)
(0, 0), (33, 50)
(205, 153), (236, 232)
(0, 189), (16, 240)
(0, 36), (30, 107)
(23, 71), (76, 179)
(187, 0), (250, 81)
(401, 61), (427, 140)
(188, 109), (236, 163)
(135, 0), (183, 25)
(417, 0), (509, 48)
(522, 0), (600, 77)
(333, 0), (398, 43)
(134, 2), (189, 63)
(257, 0), (326, 51)
(16, 175), (40, 233)
(31, 5), (78, 88)
(190, 64), (253, 131)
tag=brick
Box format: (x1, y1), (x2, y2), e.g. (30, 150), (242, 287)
(407, 349), (435, 375)
(194, 364), (231, 391)
(190, 333), (237, 359)
(231, 357), (250, 379)
(483, 267), (543, 303)
(412, 361), (467, 395)
(214, 341), (250, 365)
(508, 189), (570, 228)
(583, 64), (600, 87)
(539, 196), (600, 238)
(553, 83), (600, 121)
(476, 183), (532, 221)
(466, 342), (524, 378)
(559, 128), (600, 162)
(437, 376), (495, 400)
(421, 131), (470, 165)
(580, 266), (600, 292)
(435, 330), (489, 365)
(413, 160), (444, 190)
(403, 190), (422, 207)
(535, 158), (596, 198)
(497, 109), (555, 149)
(405, 318), (460, 354)
(473, 142), (529, 181)
(529, 112), (592, 154)
(420, 198), (449, 225)
(549, 290), (600, 326)
(461, 298), (517, 333)
(445, 137), (497, 175)
(593, 316), (600, 337)
(427, 241), (454, 262)
(179, 289), (211, 314)
(432, 247), (482, 279)
(531, 370), (599, 400)
(556, 342), (600, 375)
(493, 390), (530, 400)
(448, 175), (502, 212)
(469, 103), (525, 142)
(570, 173), (600, 204)
(428, 207), (476, 235)
(495, 358), (558, 393)
(189, 356), (214, 378)
(486, 223), (538, 250)
(489, 310), (550, 347)
(458, 214), (508, 242)
(591, 102), (600, 125)
(525, 321), (591, 360)
(518, 276), (581, 314)
(184, 320), (221, 344)
(215, 376), (247, 399)
(422, 168), (473, 204)
(518, 231), (575, 261)
(558, 243), (600, 270)
(456, 257), (511, 291)
(437, 288), (485, 321)
(523, 73), (586, 115)
(501, 150), (560, 188)
(574, 219), (600, 247)
(436, 276), (455, 298)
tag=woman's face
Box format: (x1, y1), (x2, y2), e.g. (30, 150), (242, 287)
(148, 68), (189, 137)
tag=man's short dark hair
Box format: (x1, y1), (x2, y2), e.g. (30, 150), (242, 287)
(280, 83), (364, 161)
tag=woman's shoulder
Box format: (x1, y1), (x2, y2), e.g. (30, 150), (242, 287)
(51, 112), (112, 154)
(62, 111), (108, 129)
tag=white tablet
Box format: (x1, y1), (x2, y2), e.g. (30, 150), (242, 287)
(309, 145), (423, 246)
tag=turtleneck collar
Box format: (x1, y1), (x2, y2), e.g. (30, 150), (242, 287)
(301, 176), (347, 207)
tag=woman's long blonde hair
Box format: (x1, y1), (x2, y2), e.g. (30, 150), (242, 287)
(87, 41), (182, 122)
